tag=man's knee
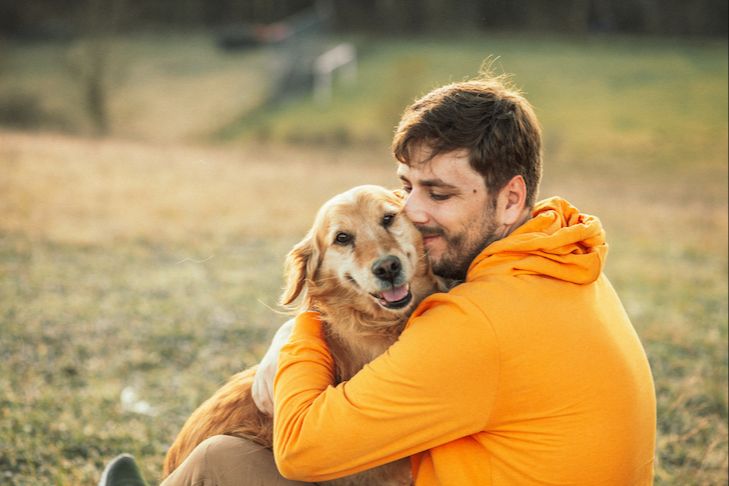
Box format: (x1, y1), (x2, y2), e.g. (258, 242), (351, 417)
(199, 435), (259, 471)
(164, 435), (311, 486)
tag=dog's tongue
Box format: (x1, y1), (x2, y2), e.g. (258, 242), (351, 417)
(381, 285), (409, 303)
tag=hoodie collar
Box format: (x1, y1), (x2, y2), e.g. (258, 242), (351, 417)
(467, 197), (608, 285)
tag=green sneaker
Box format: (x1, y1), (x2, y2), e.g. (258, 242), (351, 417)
(98, 454), (147, 486)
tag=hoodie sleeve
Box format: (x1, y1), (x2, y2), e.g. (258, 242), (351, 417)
(272, 295), (500, 482)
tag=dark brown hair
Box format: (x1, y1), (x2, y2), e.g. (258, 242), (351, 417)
(392, 74), (543, 208)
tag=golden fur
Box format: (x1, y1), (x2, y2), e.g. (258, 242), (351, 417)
(162, 185), (444, 485)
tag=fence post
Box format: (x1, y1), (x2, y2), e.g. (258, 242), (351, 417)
(313, 43), (357, 104)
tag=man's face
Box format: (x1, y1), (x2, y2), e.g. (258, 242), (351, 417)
(397, 147), (501, 281)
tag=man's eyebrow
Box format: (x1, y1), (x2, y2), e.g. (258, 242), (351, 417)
(420, 178), (459, 190)
(398, 174), (459, 191)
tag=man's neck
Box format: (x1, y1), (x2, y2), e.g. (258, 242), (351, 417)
(498, 208), (532, 241)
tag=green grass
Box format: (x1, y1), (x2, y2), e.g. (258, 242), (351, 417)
(0, 236), (284, 484)
(226, 34), (728, 169)
(0, 32), (727, 485)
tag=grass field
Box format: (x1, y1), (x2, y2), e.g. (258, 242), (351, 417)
(0, 33), (727, 485)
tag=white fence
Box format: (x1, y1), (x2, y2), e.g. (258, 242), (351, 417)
(312, 43), (357, 104)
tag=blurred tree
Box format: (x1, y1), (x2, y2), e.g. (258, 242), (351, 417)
(66, 39), (110, 135)
(64, 0), (129, 135)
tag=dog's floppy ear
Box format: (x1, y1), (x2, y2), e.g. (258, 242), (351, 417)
(392, 188), (407, 202)
(280, 229), (319, 308)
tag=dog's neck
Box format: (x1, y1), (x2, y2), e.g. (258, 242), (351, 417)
(314, 300), (406, 382)
(302, 264), (448, 383)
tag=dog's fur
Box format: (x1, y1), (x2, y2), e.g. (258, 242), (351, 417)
(162, 185), (445, 485)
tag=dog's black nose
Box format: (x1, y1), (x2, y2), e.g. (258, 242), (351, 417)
(372, 255), (402, 282)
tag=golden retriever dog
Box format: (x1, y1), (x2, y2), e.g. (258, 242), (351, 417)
(162, 185), (445, 485)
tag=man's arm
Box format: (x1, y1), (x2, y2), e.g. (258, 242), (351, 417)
(273, 295), (500, 482)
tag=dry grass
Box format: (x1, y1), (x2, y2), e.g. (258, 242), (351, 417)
(0, 131), (399, 245)
(0, 127), (726, 484)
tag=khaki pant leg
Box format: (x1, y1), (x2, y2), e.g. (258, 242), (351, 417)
(161, 435), (314, 486)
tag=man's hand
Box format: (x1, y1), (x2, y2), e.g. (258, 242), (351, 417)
(252, 318), (296, 415)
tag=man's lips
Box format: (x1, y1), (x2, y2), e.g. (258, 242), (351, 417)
(418, 227), (444, 246)
(421, 234), (442, 247)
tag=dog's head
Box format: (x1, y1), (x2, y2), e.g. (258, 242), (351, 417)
(280, 185), (436, 320)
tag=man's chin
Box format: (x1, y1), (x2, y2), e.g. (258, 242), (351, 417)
(424, 241), (444, 264)
(430, 253), (452, 276)
(424, 240), (450, 272)
(431, 251), (473, 282)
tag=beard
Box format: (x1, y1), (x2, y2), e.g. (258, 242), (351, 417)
(420, 215), (501, 282)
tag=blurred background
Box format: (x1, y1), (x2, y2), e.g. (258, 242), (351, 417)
(0, 1), (727, 484)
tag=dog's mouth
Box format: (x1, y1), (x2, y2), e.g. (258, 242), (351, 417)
(371, 284), (412, 310)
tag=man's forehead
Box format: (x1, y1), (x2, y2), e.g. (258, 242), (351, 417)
(408, 144), (470, 165)
(396, 162), (413, 178)
(397, 149), (479, 187)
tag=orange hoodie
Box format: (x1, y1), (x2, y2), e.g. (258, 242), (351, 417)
(273, 197), (656, 485)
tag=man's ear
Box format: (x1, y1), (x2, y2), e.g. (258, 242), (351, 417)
(497, 175), (528, 226)
(279, 229), (319, 307)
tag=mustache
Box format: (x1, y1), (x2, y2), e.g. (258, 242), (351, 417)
(415, 226), (445, 238)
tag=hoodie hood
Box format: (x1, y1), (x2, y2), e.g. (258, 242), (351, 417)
(468, 197), (607, 285)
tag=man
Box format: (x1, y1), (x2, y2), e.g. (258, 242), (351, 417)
(102, 75), (656, 485)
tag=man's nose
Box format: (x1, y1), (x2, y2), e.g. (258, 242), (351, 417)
(404, 193), (429, 224)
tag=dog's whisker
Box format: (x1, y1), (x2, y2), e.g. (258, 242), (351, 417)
(316, 275), (345, 282)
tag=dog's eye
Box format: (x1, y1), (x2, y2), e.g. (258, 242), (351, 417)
(382, 213), (395, 228)
(334, 232), (353, 245)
